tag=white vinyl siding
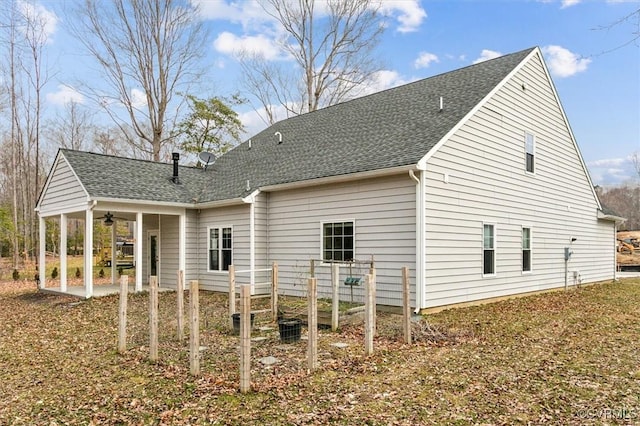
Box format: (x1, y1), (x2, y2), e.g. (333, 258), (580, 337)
(267, 174), (416, 307)
(184, 209), (199, 282)
(197, 205), (250, 292)
(422, 52), (615, 308)
(38, 156), (88, 215)
(160, 215), (179, 289)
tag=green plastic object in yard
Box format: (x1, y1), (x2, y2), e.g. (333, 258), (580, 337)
(344, 277), (361, 286)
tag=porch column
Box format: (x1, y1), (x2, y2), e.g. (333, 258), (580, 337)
(84, 209), (94, 298)
(60, 214), (67, 292)
(111, 219), (117, 286)
(135, 212), (143, 292)
(179, 212), (186, 276)
(38, 215), (46, 289)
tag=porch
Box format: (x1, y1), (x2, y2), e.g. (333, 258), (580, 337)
(40, 283), (174, 298)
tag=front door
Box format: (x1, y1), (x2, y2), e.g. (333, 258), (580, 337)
(148, 230), (159, 283)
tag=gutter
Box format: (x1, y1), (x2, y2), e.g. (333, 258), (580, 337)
(261, 164), (417, 192)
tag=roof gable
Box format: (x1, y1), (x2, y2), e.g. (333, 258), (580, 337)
(58, 150), (210, 204)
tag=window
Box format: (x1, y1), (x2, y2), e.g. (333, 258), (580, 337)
(209, 226), (232, 271)
(483, 224), (495, 275)
(525, 132), (535, 173)
(322, 221), (354, 262)
(522, 227), (531, 272)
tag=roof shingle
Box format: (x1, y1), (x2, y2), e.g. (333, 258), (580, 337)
(60, 47), (535, 205)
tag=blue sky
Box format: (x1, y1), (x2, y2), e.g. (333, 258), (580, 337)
(33, 0), (640, 185)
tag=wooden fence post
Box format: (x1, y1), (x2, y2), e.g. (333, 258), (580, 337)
(149, 276), (158, 362)
(331, 263), (339, 331)
(271, 262), (279, 322)
(228, 264), (236, 330)
(308, 277), (318, 371)
(190, 280), (200, 376)
(310, 259), (315, 278)
(177, 270), (184, 341)
(117, 274), (128, 353)
(364, 273), (374, 355)
(240, 285), (251, 393)
(402, 266), (412, 345)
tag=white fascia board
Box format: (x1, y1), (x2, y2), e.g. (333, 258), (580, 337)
(260, 164), (418, 192)
(192, 197), (246, 209)
(37, 202), (94, 218)
(35, 150), (90, 211)
(92, 198), (190, 215)
(417, 48), (540, 170)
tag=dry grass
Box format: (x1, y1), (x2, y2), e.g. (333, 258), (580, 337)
(1, 278), (639, 425)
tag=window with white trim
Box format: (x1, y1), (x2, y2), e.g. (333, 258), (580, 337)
(522, 227), (532, 272)
(209, 226), (232, 271)
(322, 221), (354, 262)
(525, 132), (535, 173)
(483, 224), (495, 275)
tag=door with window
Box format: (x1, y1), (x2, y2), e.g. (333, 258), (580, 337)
(148, 230), (159, 283)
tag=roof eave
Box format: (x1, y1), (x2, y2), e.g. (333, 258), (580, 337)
(597, 210), (626, 225)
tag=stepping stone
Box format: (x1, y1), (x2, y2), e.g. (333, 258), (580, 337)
(258, 326), (274, 332)
(251, 336), (268, 343)
(199, 346), (208, 352)
(331, 342), (349, 349)
(260, 356), (279, 366)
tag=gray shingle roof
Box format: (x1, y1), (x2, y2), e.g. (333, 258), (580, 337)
(60, 47), (535, 205)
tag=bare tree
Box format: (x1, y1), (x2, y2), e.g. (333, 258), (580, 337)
(70, 0), (208, 161)
(0, 0), (52, 267)
(46, 101), (94, 151)
(240, 0), (385, 124)
(631, 151), (640, 180)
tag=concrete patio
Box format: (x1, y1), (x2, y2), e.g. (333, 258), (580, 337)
(40, 283), (174, 299)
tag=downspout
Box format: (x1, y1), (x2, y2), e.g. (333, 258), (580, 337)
(409, 170), (425, 313)
(249, 202), (256, 293)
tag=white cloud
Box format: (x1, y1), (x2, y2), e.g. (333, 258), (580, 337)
(17, 1), (58, 44)
(542, 45), (591, 77)
(130, 88), (147, 108)
(561, 0), (581, 8)
(472, 49), (502, 64)
(46, 85), (84, 106)
(588, 157), (627, 168)
(214, 31), (285, 61)
(190, 0), (272, 29)
(414, 52), (439, 69)
(379, 0), (427, 33)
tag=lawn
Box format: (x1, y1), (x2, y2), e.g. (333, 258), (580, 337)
(0, 278), (639, 425)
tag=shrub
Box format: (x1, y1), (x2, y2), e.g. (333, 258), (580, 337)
(51, 267), (59, 279)
(12, 269), (19, 281)
(75, 267), (81, 278)
(99, 268), (105, 278)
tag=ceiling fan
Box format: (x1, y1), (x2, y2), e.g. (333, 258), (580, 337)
(95, 211), (129, 226)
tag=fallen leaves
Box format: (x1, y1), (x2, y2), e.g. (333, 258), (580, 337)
(0, 279), (639, 424)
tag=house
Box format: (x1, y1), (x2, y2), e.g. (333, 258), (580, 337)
(35, 47), (623, 310)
